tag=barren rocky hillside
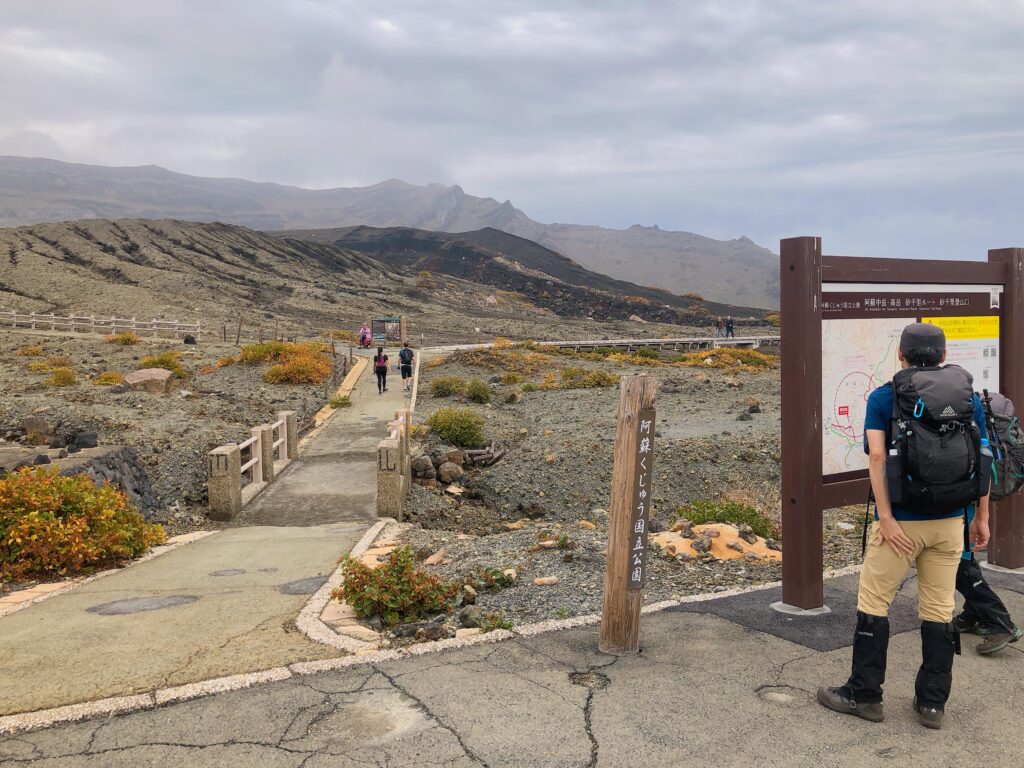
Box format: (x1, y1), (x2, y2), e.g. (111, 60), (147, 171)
(0, 218), (706, 344)
(0, 156), (779, 308)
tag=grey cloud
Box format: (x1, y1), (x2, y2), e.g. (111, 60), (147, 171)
(0, 0), (1022, 258)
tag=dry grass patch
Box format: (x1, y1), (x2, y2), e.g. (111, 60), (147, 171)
(139, 350), (188, 378)
(45, 368), (76, 387)
(15, 345), (44, 357)
(672, 348), (778, 370)
(25, 361), (50, 372)
(93, 371), (124, 386)
(104, 331), (140, 346)
(47, 355), (72, 367)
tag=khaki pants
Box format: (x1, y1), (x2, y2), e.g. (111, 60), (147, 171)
(858, 517), (964, 623)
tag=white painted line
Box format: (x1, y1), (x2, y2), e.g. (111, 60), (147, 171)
(0, 530), (219, 618)
(154, 667), (293, 706)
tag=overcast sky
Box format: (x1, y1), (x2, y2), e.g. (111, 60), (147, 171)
(2, 1), (1022, 258)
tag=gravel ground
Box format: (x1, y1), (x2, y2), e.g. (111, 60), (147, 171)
(394, 346), (866, 625)
(0, 331), (338, 530)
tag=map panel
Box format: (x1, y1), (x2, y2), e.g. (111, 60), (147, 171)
(922, 316), (1000, 393)
(821, 317), (913, 477)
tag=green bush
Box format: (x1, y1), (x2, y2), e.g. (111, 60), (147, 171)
(675, 499), (775, 539)
(427, 407), (486, 447)
(559, 367), (618, 389)
(139, 351), (188, 378)
(633, 346), (660, 359)
(237, 341), (289, 364)
(332, 546), (458, 627)
(431, 376), (466, 397)
(0, 468), (166, 581)
(592, 347), (616, 357)
(500, 372), (523, 385)
(329, 394), (351, 408)
(45, 367), (76, 387)
(465, 379), (491, 404)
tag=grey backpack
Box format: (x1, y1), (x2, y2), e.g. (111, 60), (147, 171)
(982, 391), (1024, 500)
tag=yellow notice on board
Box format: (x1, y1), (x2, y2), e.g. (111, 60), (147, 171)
(922, 315), (999, 340)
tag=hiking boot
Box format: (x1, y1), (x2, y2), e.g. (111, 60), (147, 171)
(913, 698), (944, 729)
(816, 686), (884, 722)
(977, 626), (1023, 655)
(953, 613), (986, 636)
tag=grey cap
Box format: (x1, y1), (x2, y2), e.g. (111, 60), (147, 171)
(900, 322), (946, 354)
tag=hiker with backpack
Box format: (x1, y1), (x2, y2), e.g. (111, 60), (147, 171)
(955, 390), (1024, 654)
(398, 341), (415, 392)
(818, 323), (993, 730)
(373, 347), (389, 395)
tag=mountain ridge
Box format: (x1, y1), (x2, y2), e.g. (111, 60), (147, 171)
(0, 155), (779, 307)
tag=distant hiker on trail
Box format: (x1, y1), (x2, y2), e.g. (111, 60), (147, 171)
(818, 323), (992, 730)
(399, 341), (415, 392)
(359, 324), (372, 348)
(714, 317), (724, 338)
(374, 347), (389, 395)
(725, 316), (735, 338)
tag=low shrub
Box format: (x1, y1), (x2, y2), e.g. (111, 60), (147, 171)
(478, 612), (514, 632)
(425, 356), (448, 369)
(47, 355), (72, 367)
(559, 367), (618, 389)
(264, 351), (332, 384)
(329, 394), (351, 408)
(465, 379), (491, 404)
(675, 499), (776, 539)
(139, 350), (188, 378)
(426, 408), (486, 447)
(500, 372), (523, 385)
(15, 345), (43, 357)
(45, 367), (76, 387)
(25, 362), (50, 372)
(104, 332), (139, 346)
(93, 371), (124, 386)
(673, 349), (778, 371)
(765, 313), (781, 328)
(430, 376), (465, 397)
(592, 347), (616, 357)
(503, 389), (521, 404)
(25, 431), (48, 446)
(332, 546), (458, 627)
(238, 341), (289, 364)
(215, 356), (236, 368)
(327, 329), (358, 342)
(633, 347), (660, 359)
(683, 291), (705, 301)
(0, 468), (166, 582)
(464, 567), (516, 592)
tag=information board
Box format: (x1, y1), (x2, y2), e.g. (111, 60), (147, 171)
(820, 283), (1001, 478)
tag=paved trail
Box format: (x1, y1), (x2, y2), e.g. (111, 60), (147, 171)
(1, 572), (1021, 766)
(0, 361), (406, 716)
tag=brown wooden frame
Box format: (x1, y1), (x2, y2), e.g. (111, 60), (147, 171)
(780, 238), (1024, 609)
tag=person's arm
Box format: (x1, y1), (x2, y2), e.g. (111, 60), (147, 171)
(866, 429), (916, 555)
(970, 394), (991, 549)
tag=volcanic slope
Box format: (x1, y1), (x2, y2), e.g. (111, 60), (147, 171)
(0, 219), (701, 343)
(0, 156), (778, 308)
(277, 225), (766, 324)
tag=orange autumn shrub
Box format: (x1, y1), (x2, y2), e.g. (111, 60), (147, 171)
(263, 343), (332, 384)
(0, 468), (166, 581)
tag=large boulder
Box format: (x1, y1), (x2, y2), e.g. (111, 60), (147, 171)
(21, 415), (50, 436)
(412, 455), (436, 479)
(124, 368), (173, 394)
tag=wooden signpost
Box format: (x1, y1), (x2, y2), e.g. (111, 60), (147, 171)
(600, 374), (658, 655)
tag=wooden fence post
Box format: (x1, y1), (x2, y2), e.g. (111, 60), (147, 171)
(235, 318), (242, 345)
(599, 374), (658, 655)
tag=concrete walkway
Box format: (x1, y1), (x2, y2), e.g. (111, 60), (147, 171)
(1, 571), (1020, 766)
(0, 362), (405, 716)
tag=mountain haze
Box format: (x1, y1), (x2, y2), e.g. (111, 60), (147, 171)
(0, 156), (779, 308)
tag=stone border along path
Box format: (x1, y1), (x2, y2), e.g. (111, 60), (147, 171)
(0, 562), (866, 736)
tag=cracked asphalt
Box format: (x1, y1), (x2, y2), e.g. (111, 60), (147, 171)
(2, 576), (1022, 767)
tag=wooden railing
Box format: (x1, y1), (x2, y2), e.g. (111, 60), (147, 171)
(0, 310), (201, 339)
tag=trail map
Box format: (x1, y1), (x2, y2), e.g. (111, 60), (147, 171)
(821, 318), (912, 476)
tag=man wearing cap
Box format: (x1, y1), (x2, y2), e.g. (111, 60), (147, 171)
(818, 322), (991, 729)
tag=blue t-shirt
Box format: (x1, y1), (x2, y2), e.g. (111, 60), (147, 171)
(863, 382), (987, 522)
